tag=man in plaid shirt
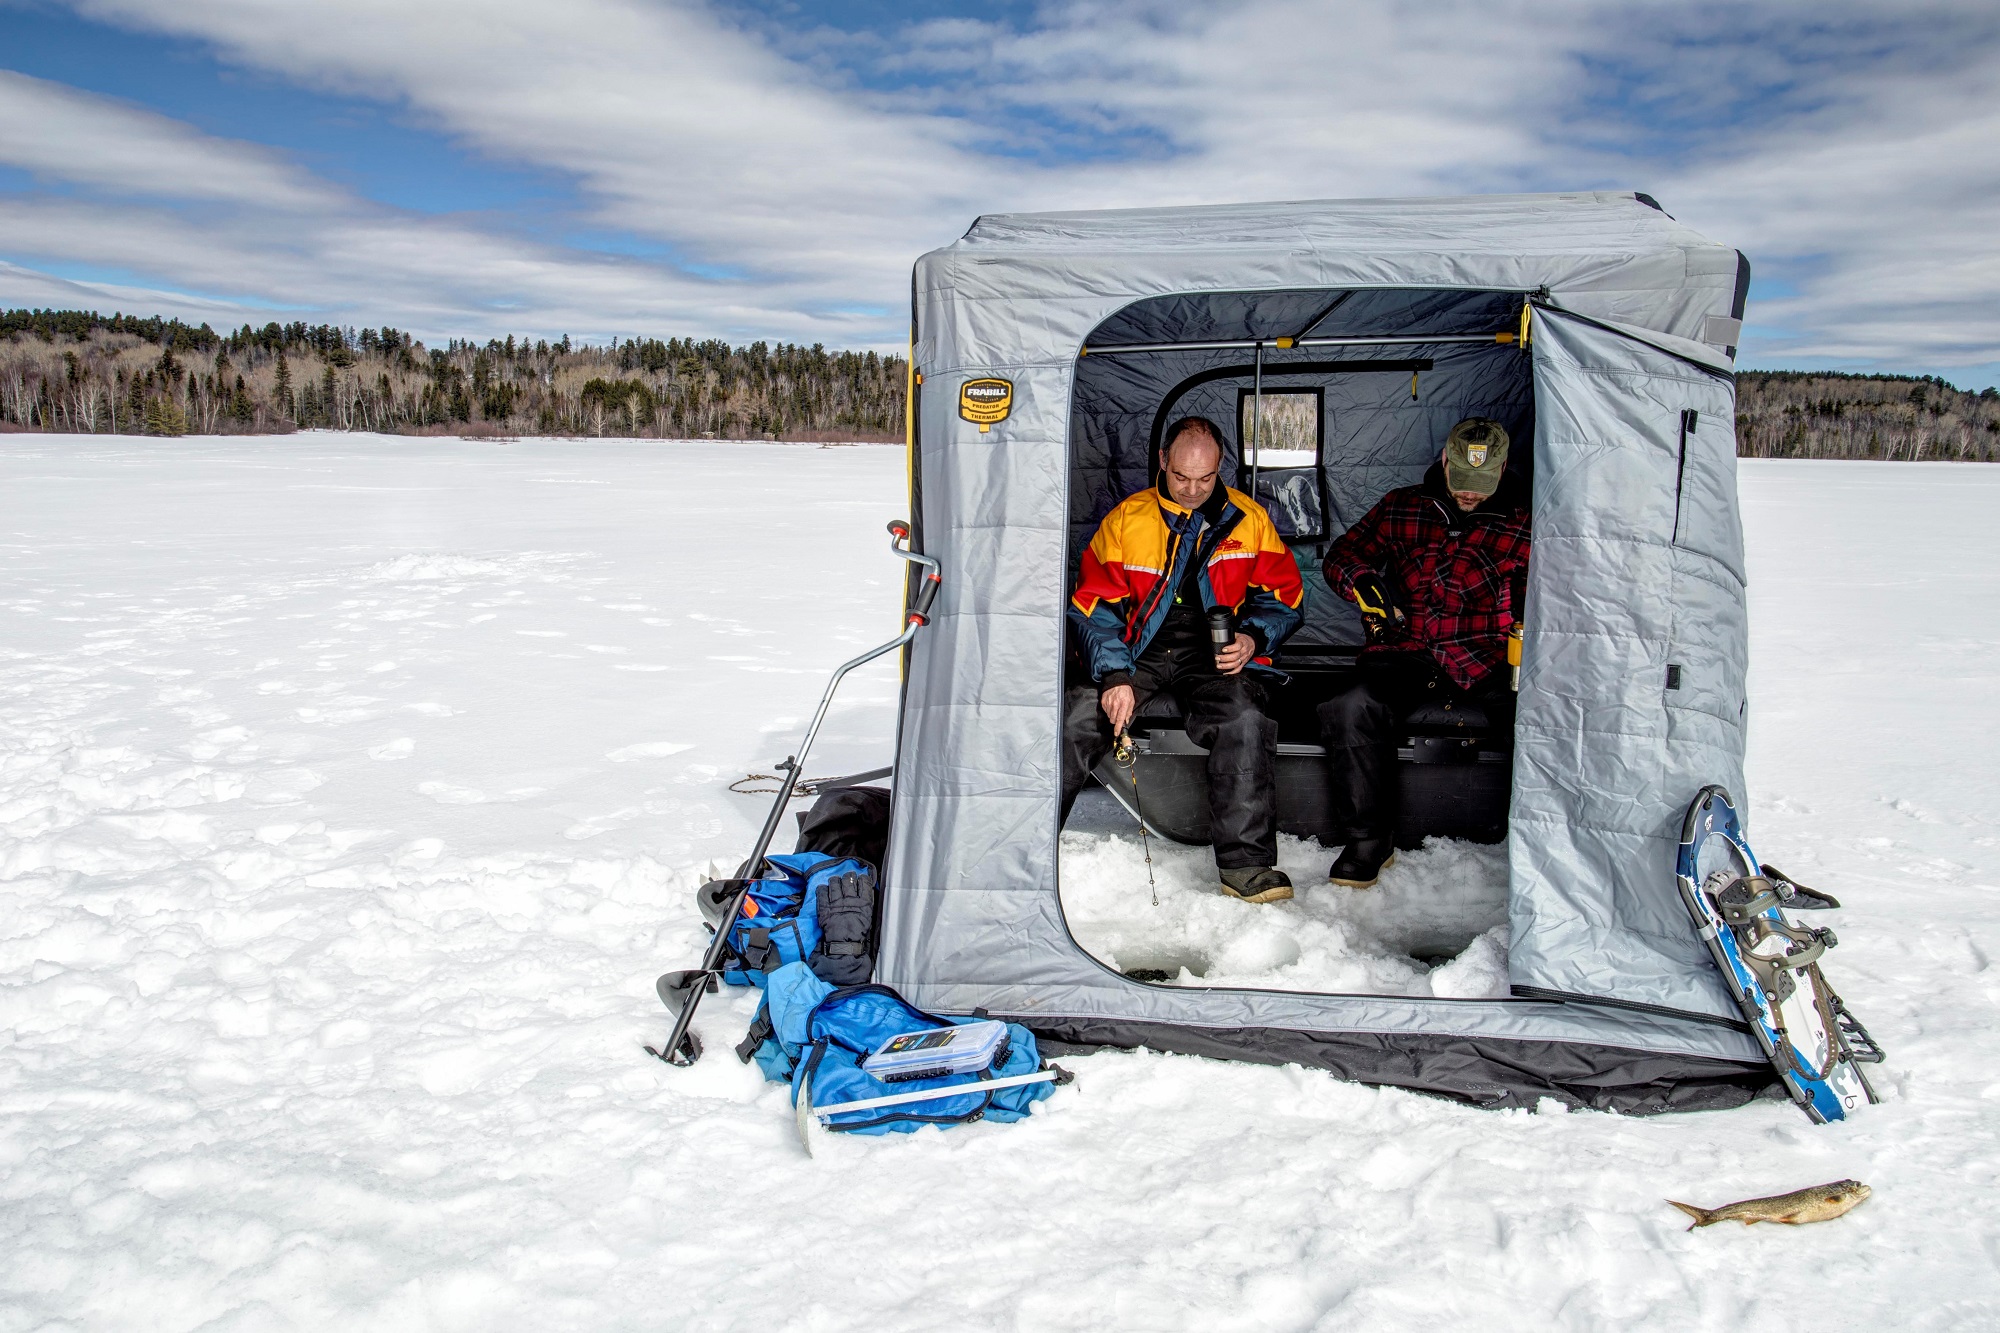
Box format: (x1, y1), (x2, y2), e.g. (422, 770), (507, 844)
(1318, 418), (1530, 886)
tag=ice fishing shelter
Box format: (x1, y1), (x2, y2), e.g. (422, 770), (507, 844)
(878, 192), (1777, 1111)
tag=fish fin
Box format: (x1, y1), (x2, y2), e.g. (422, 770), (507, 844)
(1666, 1200), (1711, 1230)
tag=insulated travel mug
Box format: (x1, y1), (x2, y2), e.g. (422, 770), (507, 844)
(1207, 608), (1235, 666)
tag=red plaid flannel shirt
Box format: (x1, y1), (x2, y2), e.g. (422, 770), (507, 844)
(1324, 466), (1532, 690)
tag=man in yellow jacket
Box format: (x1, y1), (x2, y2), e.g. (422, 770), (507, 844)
(1063, 417), (1305, 902)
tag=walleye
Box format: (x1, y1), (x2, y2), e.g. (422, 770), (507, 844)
(1667, 1180), (1871, 1230)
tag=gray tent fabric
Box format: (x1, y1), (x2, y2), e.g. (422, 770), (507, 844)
(877, 192), (1769, 1109)
(1508, 311), (1746, 1022)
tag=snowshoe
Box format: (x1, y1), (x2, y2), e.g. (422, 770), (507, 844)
(1677, 786), (1882, 1123)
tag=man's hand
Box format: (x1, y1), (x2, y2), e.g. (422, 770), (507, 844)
(1214, 632), (1256, 675)
(1100, 683), (1136, 734)
(1348, 571), (1404, 626)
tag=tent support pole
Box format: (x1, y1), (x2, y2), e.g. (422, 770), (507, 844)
(1082, 332), (1516, 357)
(1248, 342), (1263, 500)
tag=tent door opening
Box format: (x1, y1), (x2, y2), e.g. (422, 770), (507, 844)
(1058, 286), (1534, 996)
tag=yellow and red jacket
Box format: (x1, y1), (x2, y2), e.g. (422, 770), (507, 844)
(1069, 486), (1305, 684)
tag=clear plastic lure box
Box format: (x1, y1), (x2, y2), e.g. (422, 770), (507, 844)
(860, 1020), (1009, 1083)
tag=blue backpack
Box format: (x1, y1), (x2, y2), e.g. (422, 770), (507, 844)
(717, 852), (877, 989)
(749, 962), (1060, 1136)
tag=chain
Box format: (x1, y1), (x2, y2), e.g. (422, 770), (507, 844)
(1111, 732), (1159, 908)
(729, 773), (826, 797)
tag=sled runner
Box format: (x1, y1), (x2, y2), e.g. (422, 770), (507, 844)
(1676, 786), (1883, 1122)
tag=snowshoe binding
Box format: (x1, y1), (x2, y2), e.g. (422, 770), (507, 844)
(1677, 786), (1883, 1123)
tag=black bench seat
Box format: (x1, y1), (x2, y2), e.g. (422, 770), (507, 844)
(1089, 661), (1512, 849)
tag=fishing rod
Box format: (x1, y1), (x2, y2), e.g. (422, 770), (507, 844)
(1111, 731), (1160, 907)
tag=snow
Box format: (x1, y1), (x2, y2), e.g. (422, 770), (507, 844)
(1059, 827), (1512, 997)
(2, 437), (1998, 1330)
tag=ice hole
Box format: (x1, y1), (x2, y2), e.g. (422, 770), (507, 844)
(1111, 946), (1215, 982)
(1060, 789), (1510, 998)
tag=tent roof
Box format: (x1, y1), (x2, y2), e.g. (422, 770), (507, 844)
(917, 191), (1746, 359)
(958, 191), (1719, 258)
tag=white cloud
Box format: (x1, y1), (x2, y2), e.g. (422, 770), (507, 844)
(62, 0), (996, 299)
(0, 68), (338, 210)
(1656, 34), (2000, 369)
(0, 0), (1994, 379)
(0, 193), (886, 344)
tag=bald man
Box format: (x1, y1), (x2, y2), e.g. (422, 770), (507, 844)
(1062, 416), (1306, 903)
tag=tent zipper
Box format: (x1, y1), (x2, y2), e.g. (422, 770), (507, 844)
(1672, 409), (1698, 544)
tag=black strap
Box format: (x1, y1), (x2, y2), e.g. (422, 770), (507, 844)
(734, 1004), (776, 1064)
(742, 926), (778, 973)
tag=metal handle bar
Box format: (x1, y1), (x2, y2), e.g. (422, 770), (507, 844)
(810, 1069), (1060, 1120)
(650, 521), (940, 1067)
(734, 524), (935, 876)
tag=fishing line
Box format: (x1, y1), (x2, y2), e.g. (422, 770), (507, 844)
(1112, 731), (1160, 908)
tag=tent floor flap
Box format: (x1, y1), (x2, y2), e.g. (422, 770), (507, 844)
(1022, 1016), (1778, 1114)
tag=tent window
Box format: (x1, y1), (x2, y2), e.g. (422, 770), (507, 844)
(1239, 387), (1321, 469)
(1238, 386), (1325, 540)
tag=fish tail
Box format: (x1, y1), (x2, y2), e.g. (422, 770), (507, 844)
(1666, 1200), (1712, 1230)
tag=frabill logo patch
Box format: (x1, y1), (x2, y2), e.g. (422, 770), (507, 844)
(1467, 444), (1489, 467)
(959, 378), (1013, 432)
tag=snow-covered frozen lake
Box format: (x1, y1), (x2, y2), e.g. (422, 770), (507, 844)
(3, 435), (1997, 1330)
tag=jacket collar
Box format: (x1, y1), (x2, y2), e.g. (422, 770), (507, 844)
(1155, 485), (1236, 526)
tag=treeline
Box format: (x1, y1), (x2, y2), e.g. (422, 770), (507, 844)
(0, 308), (905, 440)
(6, 308), (1999, 458)
(1735, 371), (2000, 462)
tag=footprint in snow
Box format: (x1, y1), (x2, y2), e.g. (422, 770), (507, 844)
(606, 742), (695, 761)
(416, 781), (545, 804)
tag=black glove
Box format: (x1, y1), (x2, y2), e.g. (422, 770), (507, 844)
(1348, 571), (1404, 626)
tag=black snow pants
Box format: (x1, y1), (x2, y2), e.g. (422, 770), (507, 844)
(1060, 644), (1280, 870)
(1315, 652), (1514, 843)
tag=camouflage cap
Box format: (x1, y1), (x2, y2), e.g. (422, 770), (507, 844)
(1444, 418), (1510, 495)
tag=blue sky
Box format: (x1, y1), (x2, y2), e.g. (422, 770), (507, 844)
(3, 6), (569, 216)
(1, 0), (1996, 384)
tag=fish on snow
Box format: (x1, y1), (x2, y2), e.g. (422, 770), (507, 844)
(1666, 1180), (1871, 1231)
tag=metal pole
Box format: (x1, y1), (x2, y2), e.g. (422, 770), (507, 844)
(810, 1069), (1062, 1120)
(1081, 332), (1514, 357)
(1248, 341), (1264, 499)
(651, 521), (941, 1067)
(734, 614), (922, 876)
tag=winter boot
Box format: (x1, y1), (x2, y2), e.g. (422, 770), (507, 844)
(1219, 866), (1294, 903)
(1328, 837), (1397, 888)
